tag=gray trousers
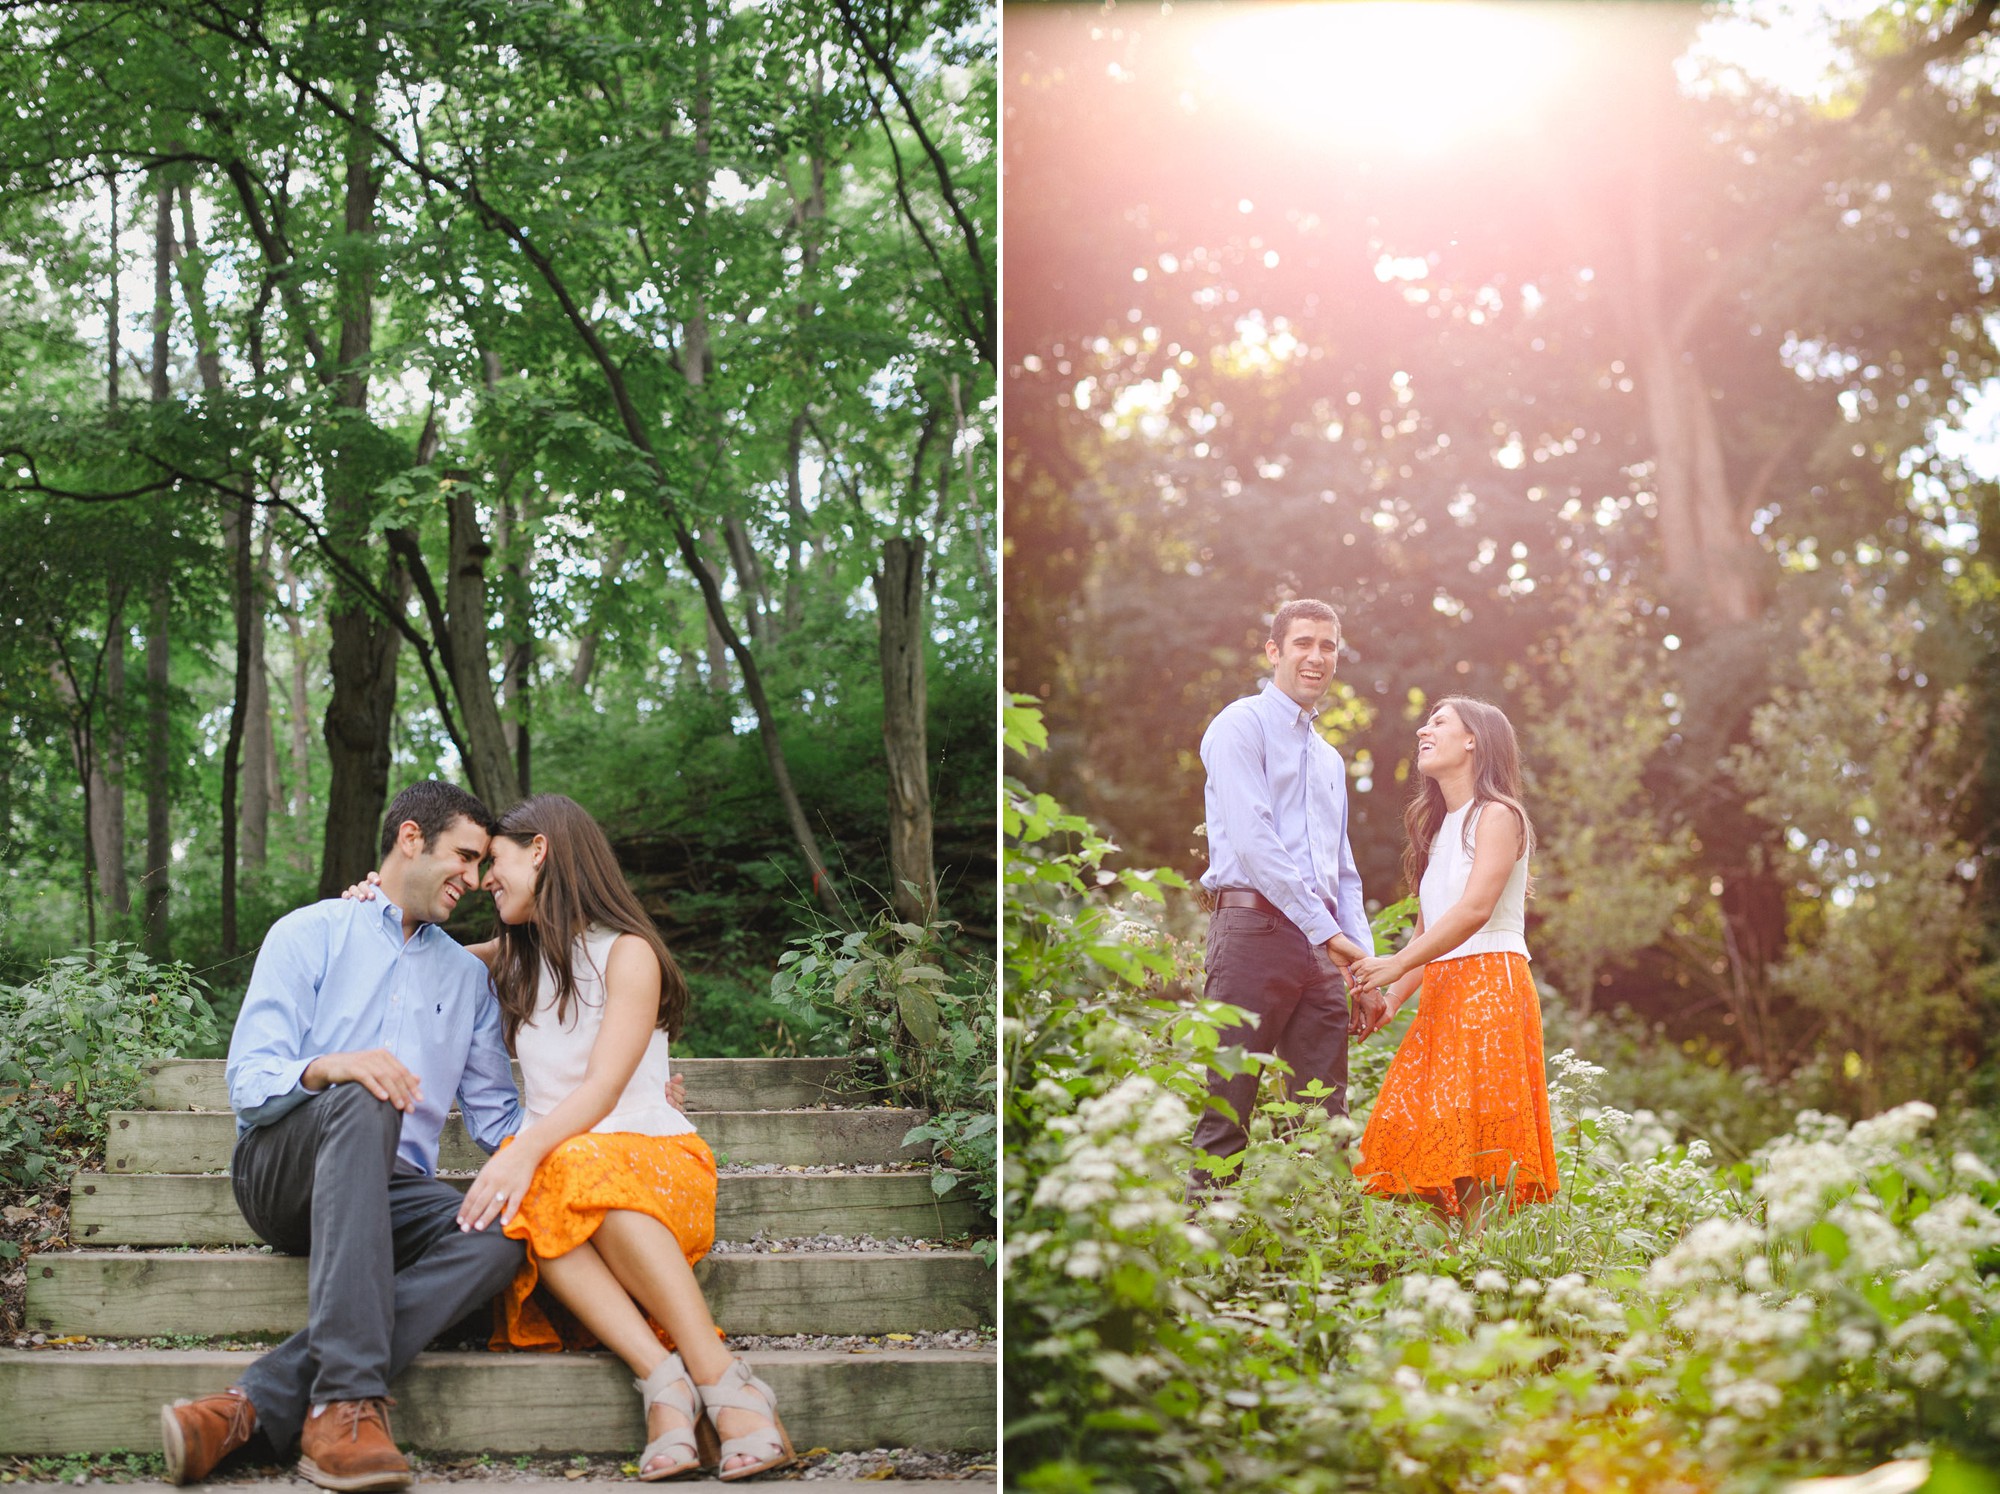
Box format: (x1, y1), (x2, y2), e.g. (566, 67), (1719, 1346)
(230, 1084), (523, 1454)
(1189, 905), (1350, 1187)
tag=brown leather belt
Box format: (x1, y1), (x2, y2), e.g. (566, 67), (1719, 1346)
(1213, 888), (1283, 917)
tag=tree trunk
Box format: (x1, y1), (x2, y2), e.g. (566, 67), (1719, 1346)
(138, 185), (174, 954)
(91, 616), (129, 916)
(241, 516), (274, 869)
(723, 516), (773, 647)
(784, 413), (809, 631)
(317, 90), (405, 896)
(443, 486), (523, 811)
(279, 547), (314, 865)
(873, 535), (933, 922)
(221, 492), (255, 956)
(143, 590), (171, 955)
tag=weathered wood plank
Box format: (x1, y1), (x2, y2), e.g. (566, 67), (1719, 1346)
(68, 1170), (983, 1246)
(137, 1057), (863, 1115)
(105, 1108), (928, 1174)
(0, 1347), (996, 1453)
(25, 1250), (995, 1339)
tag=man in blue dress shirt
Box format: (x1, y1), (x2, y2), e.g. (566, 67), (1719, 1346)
(160, 781), (520, 1491)
(1191, 598), (1385, 1188)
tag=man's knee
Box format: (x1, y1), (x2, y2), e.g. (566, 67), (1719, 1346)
(318, 1083), (401, 1130)
(460, 1227), (525, 1295)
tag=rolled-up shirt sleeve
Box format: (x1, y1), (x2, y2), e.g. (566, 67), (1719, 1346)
(1202, 710), (1340, 946)
(456, 986), (523, 1154)
(226, 910), (325, 1128)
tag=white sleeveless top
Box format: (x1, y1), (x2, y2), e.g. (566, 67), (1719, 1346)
(513, 924), (694, 1137)
(1417, 801), (1530, 962)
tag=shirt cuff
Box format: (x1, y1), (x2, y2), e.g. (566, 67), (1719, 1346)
(233, 1059), (317, 1127)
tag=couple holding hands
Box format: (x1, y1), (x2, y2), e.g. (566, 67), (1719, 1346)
(1192, 597), (1560, 1231)
(159, 782), (792, 1489)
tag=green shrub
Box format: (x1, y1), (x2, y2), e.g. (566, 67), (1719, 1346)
(0, 942), (220, 1190)
(771, 910), (996, 1228)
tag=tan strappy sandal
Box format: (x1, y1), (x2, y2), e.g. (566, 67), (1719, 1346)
(698, 1358), (796, 1481)
(633, 1353), (718, 1481)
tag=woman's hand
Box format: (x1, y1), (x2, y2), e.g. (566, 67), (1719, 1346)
(458, 1142), (540, 1234)
(1347, 954), (1402, 994)
(341, 871), (383, 902)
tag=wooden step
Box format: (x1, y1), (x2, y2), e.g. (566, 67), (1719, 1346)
(138, 1057), (860, 1115)
(69, 1170), (984, 1246)
(106, 1108), (927, 1173)
(0, 1346), (995, 1453)
(24, 1250), (994, 1340)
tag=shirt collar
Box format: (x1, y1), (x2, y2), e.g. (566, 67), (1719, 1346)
(1255, 678), (1315, 731)
(374, 896), (431, 945)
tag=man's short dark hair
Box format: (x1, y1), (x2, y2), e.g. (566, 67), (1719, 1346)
(378, 781), (498, 859)
(1269, 598), (1340, 647)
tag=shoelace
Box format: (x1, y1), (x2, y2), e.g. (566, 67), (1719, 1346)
(216, 1392), (256, 1446)
(326, 1398), (394, 1443)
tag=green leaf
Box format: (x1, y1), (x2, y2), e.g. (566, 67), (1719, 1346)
(897, 987), (942, 1046)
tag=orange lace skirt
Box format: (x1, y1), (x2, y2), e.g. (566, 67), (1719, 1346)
(488, 1130), (718, 1352)
(1356, 951), (1559, 1215)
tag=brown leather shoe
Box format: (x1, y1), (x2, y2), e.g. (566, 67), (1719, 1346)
(160, 1386), (258, 1485)
(296, 1398), (412, 1492)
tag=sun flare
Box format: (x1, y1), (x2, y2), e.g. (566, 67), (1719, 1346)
(1188, 3), (1581, 154)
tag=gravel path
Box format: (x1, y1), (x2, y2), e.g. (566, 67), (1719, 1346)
(0, 1446), (997, 1483)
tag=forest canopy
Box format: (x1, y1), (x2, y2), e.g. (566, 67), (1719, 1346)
(0, 0), (997, 1049)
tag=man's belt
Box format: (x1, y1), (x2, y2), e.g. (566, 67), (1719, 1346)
(1213, 888), (1283, 917)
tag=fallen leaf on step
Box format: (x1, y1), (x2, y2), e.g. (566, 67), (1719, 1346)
(564, 1469), (586, 1480)
(859, 1469), (898, 1481)
(885, 1333), (915, 1342)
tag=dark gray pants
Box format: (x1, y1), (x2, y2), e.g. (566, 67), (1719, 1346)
(1189, 905), (1350, 1186)
(230, 1084), (523, 1454)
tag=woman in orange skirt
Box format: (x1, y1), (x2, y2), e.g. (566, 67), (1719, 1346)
(450, 795), (791, 1481)
(1347, 697), (1559, 1234)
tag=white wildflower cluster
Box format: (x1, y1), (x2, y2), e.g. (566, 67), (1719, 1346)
(1537, 1272), (1627, 1340)
(1951, 1150), (1997, 1186)
(1886, 1310), (1966, 1391)
(1646, 1218), (1767, 1291)
(1398, 1273), (1476, 1332)
(1017, 1075), (1194, 1280)
(1666, 1287), (1811, 1353)
(1546, 1049), (1608, 1130)
(1585, 1105), (1680, 1164)
(1754, 1134), (1862, 1236)
(1848, 1101), (1939, 1152)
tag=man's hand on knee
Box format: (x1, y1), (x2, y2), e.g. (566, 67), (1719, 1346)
(303, 1050), (424, 1113)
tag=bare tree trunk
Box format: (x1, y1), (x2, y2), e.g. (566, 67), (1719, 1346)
(723, 516), (773, 646)
(318, 90), (406, 896)
(784, 414), (809, 631)
(91, 618), (129, 916)
(105, 168), (119, 413)
(441, 480), (523, 811)
(142, 593), (171, 955)
(279, 546), (314, 867)
(241, 515), (274, 869)
(695, 538), (731, 693)
(221, 490), (254, 956)
(874, 535), (933, 922)
(140, 187), (174, 954)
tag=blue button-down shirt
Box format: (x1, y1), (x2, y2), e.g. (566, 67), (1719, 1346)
(226, 897), (522, 1177)
(1200, 680), (1373, 954)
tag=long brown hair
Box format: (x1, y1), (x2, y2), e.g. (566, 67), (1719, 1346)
(488, 794), (688, 1051)
(1400, 695), (1536, 897)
